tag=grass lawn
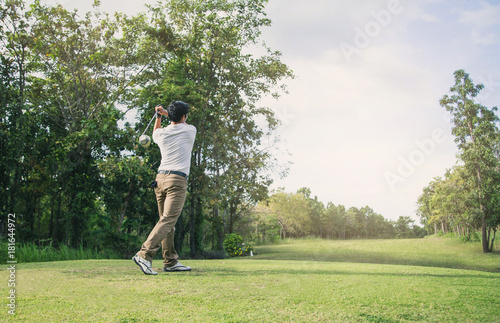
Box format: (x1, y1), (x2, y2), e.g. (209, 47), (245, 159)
(2, 237), (499, 322)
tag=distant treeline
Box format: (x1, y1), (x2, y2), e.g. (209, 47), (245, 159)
(235, 188), (426, 244)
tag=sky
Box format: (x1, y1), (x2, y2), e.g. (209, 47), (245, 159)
(39, 0), (500, 223)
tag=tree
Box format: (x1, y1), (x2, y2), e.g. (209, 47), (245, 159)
(3, 0), (150, 246)
(364, 207), (388, 239)
(266, 190), (311, 238)
(249, 202), (280, 244)
(440, 69), (500, 252)
(417, 177), (439, 235)
(395, 216), (414, 239)
(417, 166), (486, 241)
(1, 0), (294, 256)
(0, 0), (36, 238)
(137, 0), (293, 255)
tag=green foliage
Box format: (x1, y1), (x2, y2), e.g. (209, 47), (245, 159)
(0, 0), (293, 259)
(434, 69), (500, 252)
(138, 0), (294, 255)
(394, 216), (415, 238)
(240, 244), (255, 256)
(255, 188), (413, 241)
(460, 231), (481, 243)
(223, 233), (243, 255)
(417, 165), (482, 241)
(0, 241), (120, 264)
(223, 233), (254, 257)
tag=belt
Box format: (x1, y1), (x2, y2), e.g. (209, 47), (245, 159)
(158, 170), (188, 178)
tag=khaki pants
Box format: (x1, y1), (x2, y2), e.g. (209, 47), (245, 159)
(137, 173), (188, 267)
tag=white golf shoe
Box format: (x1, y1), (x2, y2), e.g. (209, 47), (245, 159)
(132, 254), (158, 275)
(163, 262), (192, 272)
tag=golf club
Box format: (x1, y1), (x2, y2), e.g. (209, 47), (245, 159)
(138, 110), (158, 148)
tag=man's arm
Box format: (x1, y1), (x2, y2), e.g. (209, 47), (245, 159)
(154, 106), (168, 132)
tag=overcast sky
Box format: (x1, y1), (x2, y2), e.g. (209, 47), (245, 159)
(41, 0), (500, 223)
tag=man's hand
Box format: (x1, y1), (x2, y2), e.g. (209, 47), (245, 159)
(155, 105), (168, 116)
(153, 106), (166, 132)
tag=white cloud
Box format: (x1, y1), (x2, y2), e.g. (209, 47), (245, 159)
(470, 32), (499, 45)
(420, 13), (439, 22)
(268, 40), (459, 221)
(459, 1), (500, 26)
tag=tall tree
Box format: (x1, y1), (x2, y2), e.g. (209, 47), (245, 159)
(440, 69), (500, 252)
(0, 0), (35, 237)
(26, 0), (147, 246)
(137, 0), (293, 255)
(417, 177), (440, 235)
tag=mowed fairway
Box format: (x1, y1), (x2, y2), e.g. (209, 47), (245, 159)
(2, 238), (499, 322)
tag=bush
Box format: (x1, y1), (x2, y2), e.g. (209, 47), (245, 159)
(459, 231), (481, 243)
(223, 233), (255, 257)
(223, 233), (243, 254)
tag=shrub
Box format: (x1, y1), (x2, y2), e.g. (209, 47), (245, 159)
(223, 233), (255, 257)
(223, 233), (243, 255)
(459, 231), (481, 243)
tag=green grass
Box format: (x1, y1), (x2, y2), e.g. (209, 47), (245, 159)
(2, 237), (499, 322)
(255, 236), (500, 272)
(0, 242), (121, 264)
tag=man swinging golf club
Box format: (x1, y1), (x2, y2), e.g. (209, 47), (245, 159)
(133, 101), (196, 275)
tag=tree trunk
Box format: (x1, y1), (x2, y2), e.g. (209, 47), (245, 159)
(468, 121), (490, 253)
(118, 180), (136, 231)
(228, 202), (237, 234)
(217, 216), (224, 251)
(489, 228), (496, 252)
(54, 191), (62, 243)
(212, 205), (224, 251)
(49, 191), (56, 239)
(189, 191), (196, 257)
(481, 208), (490, 252)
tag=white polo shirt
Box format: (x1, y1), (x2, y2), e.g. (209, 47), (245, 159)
(153, 123), (197, 176)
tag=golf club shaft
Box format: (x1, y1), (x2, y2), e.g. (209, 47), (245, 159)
(141, 111), (158, 136)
